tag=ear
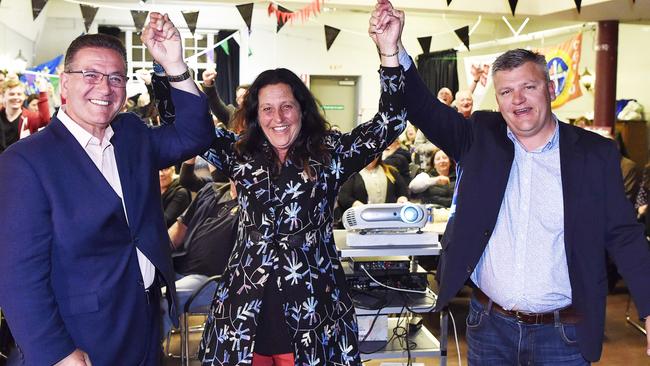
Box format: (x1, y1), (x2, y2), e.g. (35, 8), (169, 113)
(547, 80), (557, 102)
(60, 72), (69, 100)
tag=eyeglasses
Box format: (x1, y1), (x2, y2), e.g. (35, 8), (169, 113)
(65, 70), (128, 88)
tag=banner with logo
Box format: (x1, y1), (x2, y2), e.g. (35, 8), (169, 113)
(463, 33), (582, 109)
(462, 52), (499, 108)
(539, 32), (583, 108)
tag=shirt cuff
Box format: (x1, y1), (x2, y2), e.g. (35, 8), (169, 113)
(398, 49), (413, 71)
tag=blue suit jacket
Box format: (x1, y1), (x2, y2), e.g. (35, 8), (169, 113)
(0, 88), (214, 365)
(404, 65), (650, 361)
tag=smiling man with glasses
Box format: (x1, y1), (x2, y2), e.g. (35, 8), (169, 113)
(0, 12), (214, 366)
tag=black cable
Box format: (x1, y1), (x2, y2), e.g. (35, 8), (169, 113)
(359, 306), (385, 344)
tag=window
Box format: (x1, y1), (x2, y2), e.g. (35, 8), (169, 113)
(120, 29), (218, 82)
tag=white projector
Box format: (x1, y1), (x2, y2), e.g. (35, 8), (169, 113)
(343, 203), (428, 231)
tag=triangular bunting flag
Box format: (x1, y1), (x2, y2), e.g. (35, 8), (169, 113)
(31, 0), (48, 20)
(324, 25), (340, 51)
(182, 11), (199, 35)
(130, 10), (148, 33)
(237, 3), (254, 33)
(574, 0), (582, 13)
(80, 4), (98, 33)
(220, 42), (230, 56)
(276, 5), (292, 33)
(454, 26), (470, 50)
(446, 0), (453, 5)
(418, 36), (432, 54)
(508, 0), (518, 16)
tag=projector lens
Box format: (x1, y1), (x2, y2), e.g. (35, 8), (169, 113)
(401, 205), (421, 223)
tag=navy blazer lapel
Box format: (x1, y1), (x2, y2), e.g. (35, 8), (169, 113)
(110, 118), (136, 225)
(49, 118), (127, 215)
(559, 122), (583, 268)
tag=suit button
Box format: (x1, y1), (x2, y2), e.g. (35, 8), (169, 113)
(483, 230), (490, 237)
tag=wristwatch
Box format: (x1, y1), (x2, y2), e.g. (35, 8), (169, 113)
(167, 69), (192, 82)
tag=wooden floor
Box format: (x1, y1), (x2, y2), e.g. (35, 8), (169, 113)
(164, 281), (648, 366)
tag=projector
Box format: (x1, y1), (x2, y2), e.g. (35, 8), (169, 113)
(342, 203), (429, 232)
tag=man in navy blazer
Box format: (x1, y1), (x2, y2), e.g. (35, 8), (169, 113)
(370, 1), (650, 364)
(0, 13), (213, 366)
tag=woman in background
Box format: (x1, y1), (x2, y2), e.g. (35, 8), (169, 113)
(409, 148), (456, 207)
(337, 155), (409, 213)
(160, 166), (191, 228)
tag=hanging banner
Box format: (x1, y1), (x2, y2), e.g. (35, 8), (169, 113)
(273, 4), (292, 33)
(574, 0), (582, 13)
(462, 52), (499, 109)
(182, 10), (199, 36)
(446, 0), (453, 5)
(80, 4), (99, 33)
(418, 36), (432, 54)
(20, 54), (63, 95)
(130, 10), (148, 33)
(324, 25), (340, 51)
(454, 26), (470, 50)
(32, 0), (48, 20)
(508, 0), (518, 16)
(237, 3), (254, 33)
(268, 0), (324, 26)
(538, 32), (583, 108)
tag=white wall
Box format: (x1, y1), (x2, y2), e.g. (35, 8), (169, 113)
(3, 0), (650, 123)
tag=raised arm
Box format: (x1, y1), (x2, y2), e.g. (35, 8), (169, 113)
(141, 13), (214, 168)
(201, 69), (235, 123)
(141, 13), (198, 96)
(328, 2), (407, 183)
(374, 0), (473, 163)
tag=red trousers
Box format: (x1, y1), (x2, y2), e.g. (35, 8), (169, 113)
(252, 352), (294, 366)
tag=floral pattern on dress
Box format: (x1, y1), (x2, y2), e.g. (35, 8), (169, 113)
(199, 67), (406, 366)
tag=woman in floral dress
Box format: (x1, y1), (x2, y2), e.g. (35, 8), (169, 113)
(198, 18), (405, 366)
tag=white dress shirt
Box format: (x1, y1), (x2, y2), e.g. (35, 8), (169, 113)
(58, 108), (156, 288)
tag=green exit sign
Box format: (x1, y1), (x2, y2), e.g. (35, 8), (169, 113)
(322, 105), (344, 110)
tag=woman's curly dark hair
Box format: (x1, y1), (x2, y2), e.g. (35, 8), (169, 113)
(233, 68), (331, 176)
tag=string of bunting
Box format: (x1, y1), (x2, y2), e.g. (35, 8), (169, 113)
(268, 0), (324, 27)
(43, 0), (594, 59)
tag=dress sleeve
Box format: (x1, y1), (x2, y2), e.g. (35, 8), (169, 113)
(330, 66), (407, 184)
(201, 128), (238, 179)
(151, 74), (175, 126)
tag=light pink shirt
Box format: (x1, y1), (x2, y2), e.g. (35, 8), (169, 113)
(57, 108), (155, 288)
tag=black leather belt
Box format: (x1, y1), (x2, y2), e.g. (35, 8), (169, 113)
(474, 288), (581, 325)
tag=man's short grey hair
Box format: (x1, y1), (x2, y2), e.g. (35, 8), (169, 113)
(492, 48), (549, 83)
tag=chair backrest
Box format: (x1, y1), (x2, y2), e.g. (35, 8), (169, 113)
(184, 275), (222, 314)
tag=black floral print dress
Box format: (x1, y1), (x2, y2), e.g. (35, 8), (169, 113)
(198, 66), (407, 366)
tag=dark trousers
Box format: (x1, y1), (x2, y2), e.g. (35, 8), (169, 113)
(466, 296), (590, 366)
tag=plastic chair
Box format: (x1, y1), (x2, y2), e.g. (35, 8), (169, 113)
(181, 274), (221, 366)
